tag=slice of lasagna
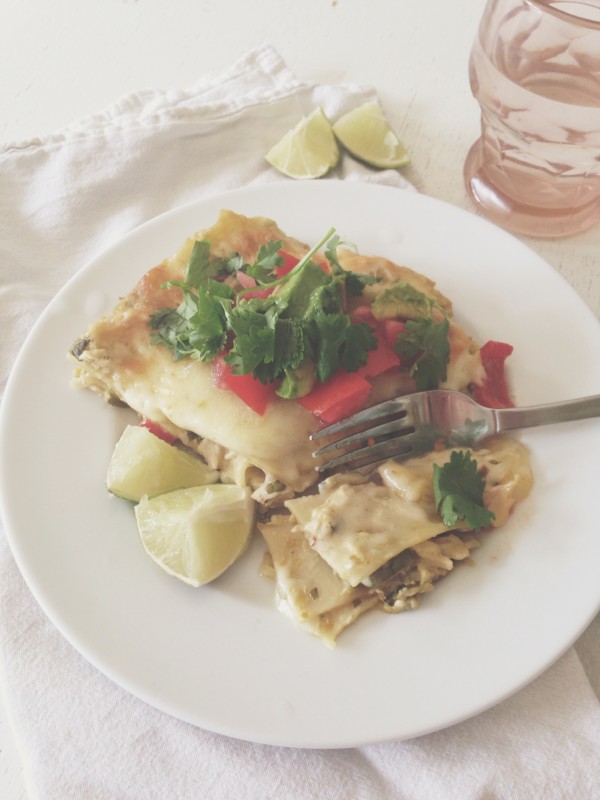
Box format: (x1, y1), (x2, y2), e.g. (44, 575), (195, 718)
(70, 210), (532, 645)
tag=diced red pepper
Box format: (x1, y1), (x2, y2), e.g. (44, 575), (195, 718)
(349, 310), (407, 355)
(356, 339), (401, 378)
(381, 319), (406, 349)
(348, 313), (407, 374)
(350, 305), (378, 328)
(140, 418), (178, 445)
(275, 251), (301, 277)
(235, 252), (301, 298)
(212, 356), (277, 415)
(297, 371), (372, 425)
(472, 340), (514, 409)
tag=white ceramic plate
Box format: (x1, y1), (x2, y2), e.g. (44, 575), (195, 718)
(1, 181), (600, 748)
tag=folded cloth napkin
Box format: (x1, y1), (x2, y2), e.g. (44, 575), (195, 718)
(1, 45), (599, 800)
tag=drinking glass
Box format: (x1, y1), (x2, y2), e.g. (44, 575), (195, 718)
(464, 0), (600, 238)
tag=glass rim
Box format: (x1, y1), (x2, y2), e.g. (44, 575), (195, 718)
(527, 0), (600, 29)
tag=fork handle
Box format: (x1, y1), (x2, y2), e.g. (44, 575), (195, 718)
(494, 394), (600, 433)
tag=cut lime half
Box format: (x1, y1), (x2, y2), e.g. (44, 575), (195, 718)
(333, 100), (410, 169)
(135, 484), (255, 586)
(265, 107), (340, 179)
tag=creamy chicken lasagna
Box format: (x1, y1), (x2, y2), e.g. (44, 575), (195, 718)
(70, 210), (532, 645)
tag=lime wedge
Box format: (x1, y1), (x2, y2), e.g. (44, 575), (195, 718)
(333, 100), (410, 169)
(135, 484), (255, 586)
(265, 107), (340, 179)
(107, 425), (218, 502)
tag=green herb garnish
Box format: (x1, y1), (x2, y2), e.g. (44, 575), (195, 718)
(185, 240), (241, 286)
(245, 240), (285, 285)
(395, 312), (450, 390)
(149, 280), (233, 362)
(432, 450), (495, 531)
(324, 235), (379, 296)
(149, 229), (379, 397)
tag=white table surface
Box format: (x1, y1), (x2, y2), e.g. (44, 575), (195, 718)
(1, 0), (599, 796)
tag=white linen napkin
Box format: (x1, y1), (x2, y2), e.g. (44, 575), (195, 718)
(1, 45), (599, 800)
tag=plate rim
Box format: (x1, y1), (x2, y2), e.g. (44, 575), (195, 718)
(2, 180), (600, 748)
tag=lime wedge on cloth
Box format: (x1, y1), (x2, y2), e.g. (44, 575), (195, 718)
(333, 100), (410, 169)
(265, 107), (339, 179)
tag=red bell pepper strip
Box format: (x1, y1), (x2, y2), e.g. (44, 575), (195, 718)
(297, 370), (372, 425)
(140, 418), (178, 445)
(356, 339), (401, 378)
(275, 251), (301, 277)
(380, 319), (406, 349)
(472, 340), (514, 409)
(235, 252), (301, 299)
(212, 356), (277, 415)
(350, 305), (378, 328)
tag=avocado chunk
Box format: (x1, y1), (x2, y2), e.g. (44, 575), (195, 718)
(277, 358), (317, 399)
(371, 283), (434, 321)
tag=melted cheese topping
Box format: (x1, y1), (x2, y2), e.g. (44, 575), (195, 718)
(259, 515), (378, 646)
(287, 438), (532, 588)
(287, 484), (449, 587)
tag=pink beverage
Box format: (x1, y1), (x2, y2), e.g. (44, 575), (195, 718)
(464, 0), (600, 237)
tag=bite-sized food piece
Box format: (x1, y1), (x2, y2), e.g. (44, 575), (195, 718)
(289, 437), (531, 585)
(271, 437), (532, 643)
(259, 515), (379, 646)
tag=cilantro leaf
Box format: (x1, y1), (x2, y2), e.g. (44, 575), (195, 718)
(245, 240), (284, 285)
(149, 227), (378, 396)
(184, 240), (211, 287)
(432, 450), (495, 531)
(149, 287), (202, 360)
(310, 310), (350, 382)
(324, 234), (345, 270)
(340, 322), (377, 372)
(225, 303), (277, 376)
(272, 317), (305, 373)
(344, 270), (380, 296)
(186, 292), (231, 361)
(185, 240), (240, 287)
(149, 305), (196, 360)
(149, 282), (232, 361)
(225, 301), (306, 383)
(325, 235), (380, 295)
(395, 314), (450, 390)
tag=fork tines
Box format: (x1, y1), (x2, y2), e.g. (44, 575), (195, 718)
(310, 397), (416, 473)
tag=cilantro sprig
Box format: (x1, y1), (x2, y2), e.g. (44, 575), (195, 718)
(149, 277), (234, 362)
(371, 285), (451, 391)
(244, 240), (285, 285)
(148, 229), (380, 397)
(432, 450), (495, 531)
(396, 313), (450, 391)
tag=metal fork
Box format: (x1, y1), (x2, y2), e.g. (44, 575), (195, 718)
(310, 390), (600, 473)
